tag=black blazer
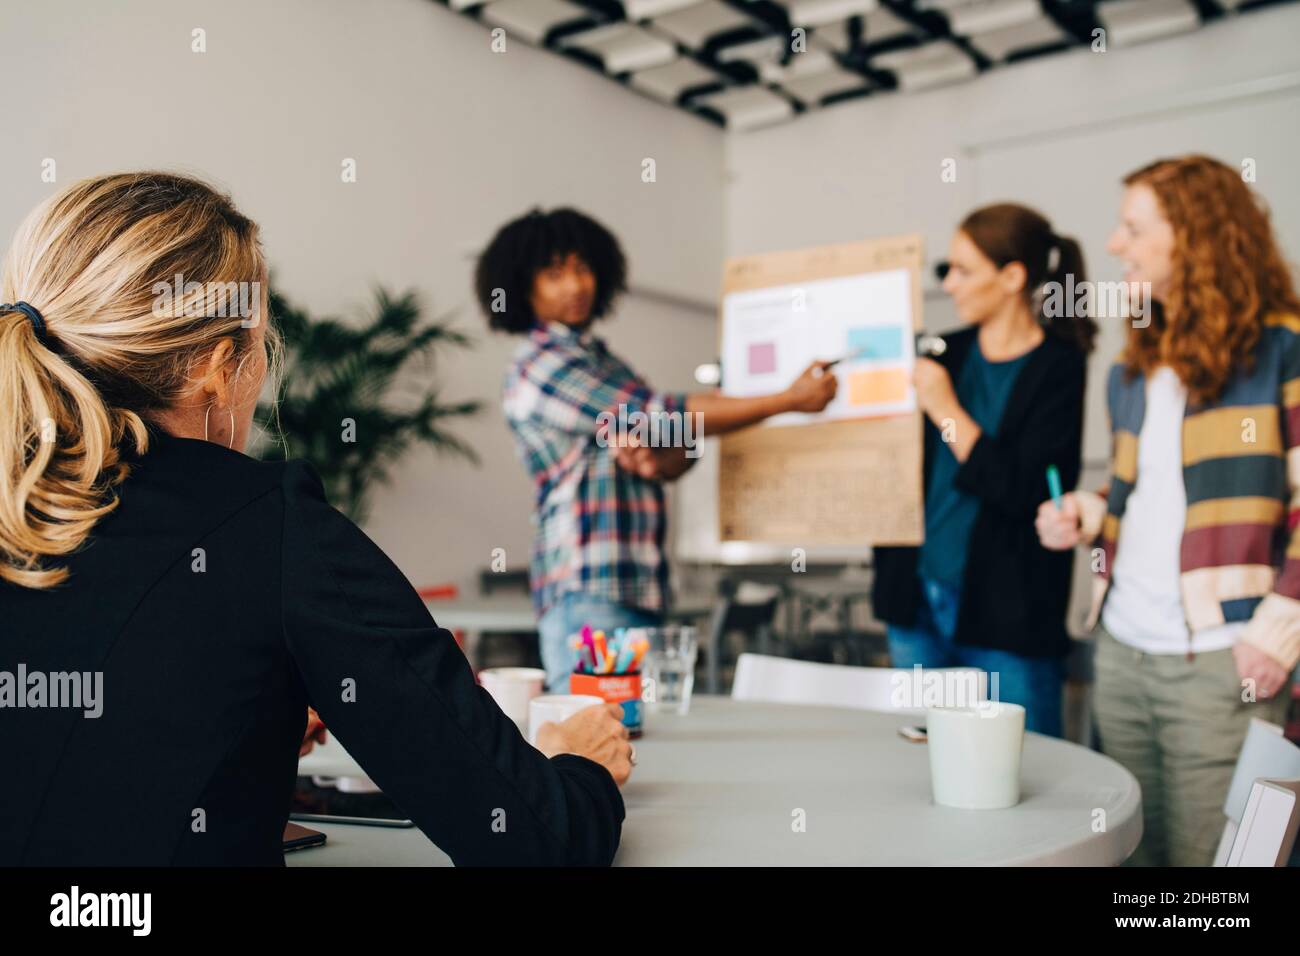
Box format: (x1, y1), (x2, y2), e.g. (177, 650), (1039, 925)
(872, 326), (1086, 659)
(0, 430), (623, 866)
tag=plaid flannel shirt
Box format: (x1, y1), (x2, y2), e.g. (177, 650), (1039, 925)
(502, 322), (689, 617)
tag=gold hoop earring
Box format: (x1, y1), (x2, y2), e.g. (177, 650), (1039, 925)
(203, 404), (236, 450)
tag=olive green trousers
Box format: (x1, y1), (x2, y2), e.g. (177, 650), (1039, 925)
(1093, 623), (1291, 867)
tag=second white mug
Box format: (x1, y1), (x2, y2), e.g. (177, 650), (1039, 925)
(479, 667), (546, 734)
(926, 701), (1026, 810)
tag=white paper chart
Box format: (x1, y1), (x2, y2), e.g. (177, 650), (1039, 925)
(720, 268), (916, 427)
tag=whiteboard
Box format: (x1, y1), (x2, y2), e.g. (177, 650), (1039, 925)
(721, 269), (917, 425)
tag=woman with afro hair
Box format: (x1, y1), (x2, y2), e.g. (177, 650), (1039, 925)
(476, 207), (836, 691)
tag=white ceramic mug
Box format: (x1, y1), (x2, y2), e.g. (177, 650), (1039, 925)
(479, 667), (546, 733)
(926, 701), (1026, 810)
(527, 694), (606, 746)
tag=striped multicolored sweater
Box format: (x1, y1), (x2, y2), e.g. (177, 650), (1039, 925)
(1079, 313), (1300, 668)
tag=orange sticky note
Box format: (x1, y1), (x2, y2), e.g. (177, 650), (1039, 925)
(847, 368), (909, 406)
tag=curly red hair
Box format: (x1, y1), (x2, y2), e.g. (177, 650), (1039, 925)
(1121, 155), (1300, 405)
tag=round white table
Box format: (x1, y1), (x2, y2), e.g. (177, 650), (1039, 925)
(290, 697), (1141, 866)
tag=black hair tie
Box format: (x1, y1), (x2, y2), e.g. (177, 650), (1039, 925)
(2, 301), (49, 342)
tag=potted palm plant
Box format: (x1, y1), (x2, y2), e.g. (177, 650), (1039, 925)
(254, 286), (481, 523)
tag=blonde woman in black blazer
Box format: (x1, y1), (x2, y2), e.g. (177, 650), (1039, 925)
(0, 172), (630, 866)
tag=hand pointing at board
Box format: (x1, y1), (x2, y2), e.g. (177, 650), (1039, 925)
(785, 360), (839, 412)
(612, 361), (838, 483)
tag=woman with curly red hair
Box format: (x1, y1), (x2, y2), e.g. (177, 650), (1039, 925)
(1037, 155), (1300, 866)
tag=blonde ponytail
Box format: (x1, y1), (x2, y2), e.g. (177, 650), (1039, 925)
(0, 172), (269, 589)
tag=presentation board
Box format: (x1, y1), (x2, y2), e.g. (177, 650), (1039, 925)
(722, 268), (916, 424)
(717, 235), (926, 547)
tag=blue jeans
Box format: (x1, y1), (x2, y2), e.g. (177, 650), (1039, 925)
(537, 592), (663, 693)
(887, 577), (1064, 737)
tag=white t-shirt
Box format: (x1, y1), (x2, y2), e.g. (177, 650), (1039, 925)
(1102, 366), (1244, 654)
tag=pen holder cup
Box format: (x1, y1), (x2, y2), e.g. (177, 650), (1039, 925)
(569, 671), (643, 738)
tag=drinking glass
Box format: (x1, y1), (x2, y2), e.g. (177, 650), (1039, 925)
(640, 626), (698, 716)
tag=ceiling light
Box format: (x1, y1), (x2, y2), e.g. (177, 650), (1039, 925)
(560, 22), (678, 72)
(1096, 0), (1200, 47)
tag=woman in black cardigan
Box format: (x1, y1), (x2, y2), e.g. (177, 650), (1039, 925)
(0, 172), (629, 866)
(872, 204), (1095, 736)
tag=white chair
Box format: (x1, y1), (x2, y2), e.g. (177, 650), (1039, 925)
(1223, 778), (1300, 867)
(1213, 718), (1300, 866)
(730, 652), (987, 714)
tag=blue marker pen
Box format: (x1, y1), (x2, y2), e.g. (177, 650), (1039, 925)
(1046, 465), (1064, 511)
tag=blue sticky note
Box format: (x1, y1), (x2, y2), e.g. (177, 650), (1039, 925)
(845, 326), (903, 360)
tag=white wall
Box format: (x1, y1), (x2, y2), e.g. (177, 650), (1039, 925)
(0, 0), (724, 592)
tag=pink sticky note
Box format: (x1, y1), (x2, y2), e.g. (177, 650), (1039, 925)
(748, 342), (776, 375)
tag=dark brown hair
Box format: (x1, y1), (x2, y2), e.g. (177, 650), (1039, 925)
(474, 207), (627, 334)
(960, 203), (1096, 354)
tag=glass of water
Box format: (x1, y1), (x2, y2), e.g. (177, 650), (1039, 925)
(641, 626), (698, 716)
